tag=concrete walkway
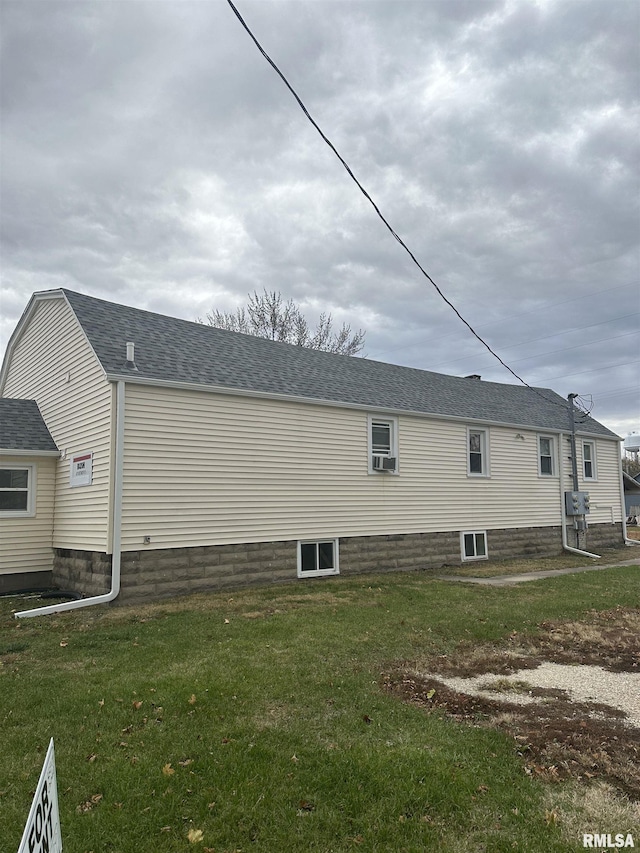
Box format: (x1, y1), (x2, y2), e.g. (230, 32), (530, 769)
(437, 558), (640, 587)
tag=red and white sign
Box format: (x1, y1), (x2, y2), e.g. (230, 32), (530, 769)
(69, 452), (93, 488)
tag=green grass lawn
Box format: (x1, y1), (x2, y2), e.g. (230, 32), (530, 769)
(2, 564), (639, 852)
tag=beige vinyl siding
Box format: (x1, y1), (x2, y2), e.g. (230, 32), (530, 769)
(121, 384), (573, 550)
(2, 297), (112, 551)
(570, 437), (623, 525)
(0, 457), (55, 574)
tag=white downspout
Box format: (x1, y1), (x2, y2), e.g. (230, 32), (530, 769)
(16, 380), (126, 618)
(558, 431), (601, 560)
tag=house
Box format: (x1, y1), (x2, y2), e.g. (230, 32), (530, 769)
(623, 472), (640, 521)
(0, 289), (627, 603)
(0, 399), (59, 592)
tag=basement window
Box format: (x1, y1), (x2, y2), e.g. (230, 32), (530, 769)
(461, 531), (488, 561)
(0, 466), (34, 516)
(297, 539), (339, 578)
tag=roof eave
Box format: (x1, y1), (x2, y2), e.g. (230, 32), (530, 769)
(105, 372), (619, 439)
(0, 289), (109, 395)
(0, 449), (61, 457)
(0, 290), (67, 394)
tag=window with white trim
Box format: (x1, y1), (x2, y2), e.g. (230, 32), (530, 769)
(368, 415), (398, 473)
(538, 435), (556, 476)
(467, 428), (489, 476)
(297, 539), (339, 578)
(461, 531), (488, 561)
(582, 440), (596, 480)
(0, 466), (33, 516)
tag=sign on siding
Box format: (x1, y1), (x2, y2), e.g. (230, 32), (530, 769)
(17, 738), (62, 853)
(69, 452), (93, 488)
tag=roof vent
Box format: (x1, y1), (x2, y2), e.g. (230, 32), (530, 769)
(125, 341), (138, 371)
(465, 374), (482, 380)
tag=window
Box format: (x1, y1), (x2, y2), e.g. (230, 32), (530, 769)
(582, 441), (596, 480)
(467, 428), (489, 476)
(538, 435), (556, 476)
(297, 539), (339, 578)
(0, 466), (33, 516)
(368, 415), (398, 473)
(372, 421), (392, 455)
(461, 531), (488, 561)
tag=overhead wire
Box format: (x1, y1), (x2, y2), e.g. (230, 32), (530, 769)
(370, 281), (639, 360)
(544, 359), (639, 382)
(587, 384), (639, 402)
(225, 0), (568, 407)
(425, 327), (639, 372)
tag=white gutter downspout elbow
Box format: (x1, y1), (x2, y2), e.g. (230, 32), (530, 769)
(16, 380), (126, 618)
(561, 518), (601, 560)
(559, 431), (601, 560)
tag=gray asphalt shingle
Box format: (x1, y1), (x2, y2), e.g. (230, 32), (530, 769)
(62, 289), (618, 438)
(0, 398), (58, 452)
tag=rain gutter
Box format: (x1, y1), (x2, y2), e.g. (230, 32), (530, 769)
(15, 380), (126, 618)
(558, 431), (601, 560)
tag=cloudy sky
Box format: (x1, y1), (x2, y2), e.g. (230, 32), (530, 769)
(1, 0), (638, 437)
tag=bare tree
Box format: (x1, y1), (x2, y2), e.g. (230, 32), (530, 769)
(204, 290), (365, 356)
(623, 456), (640, 478)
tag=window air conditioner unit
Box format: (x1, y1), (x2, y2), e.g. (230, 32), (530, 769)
(373, 455), (396, 471)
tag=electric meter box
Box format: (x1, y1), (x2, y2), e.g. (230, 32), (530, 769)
(564, 490), (591, 516)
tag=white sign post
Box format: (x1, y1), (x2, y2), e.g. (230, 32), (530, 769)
(17, 738), (62, 853)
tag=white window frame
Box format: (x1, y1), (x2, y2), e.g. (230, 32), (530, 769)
(582, 440), (597, 481)
(467, 427), (490, 477)
(368, 415), (399, 474)
(0, 464), (36, 517)
(461, 530), (488, 562)
(297, 539), (340, 578)
(537, 435), (557, 477)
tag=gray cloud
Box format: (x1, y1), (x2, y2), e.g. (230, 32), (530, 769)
(1, 0), (638, 436)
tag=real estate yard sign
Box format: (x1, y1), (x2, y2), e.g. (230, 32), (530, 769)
(69, 451), (93, 488)
(17, 739), (62, 853)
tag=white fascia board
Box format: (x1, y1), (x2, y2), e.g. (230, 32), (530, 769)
(0, 289), (109, 394)
(0, 449), (60, 457)
(106, 372), (619, 440)
(575, 429), (623, 442)
(0, 291), (66, 394)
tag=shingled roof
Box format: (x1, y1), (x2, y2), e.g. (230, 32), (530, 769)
(49, 290), (615, 439)
(0, 398), (58, 452)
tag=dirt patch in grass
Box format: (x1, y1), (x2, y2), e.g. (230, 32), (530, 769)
(415, 606), (640, 677)
(383, 606), (640, 801)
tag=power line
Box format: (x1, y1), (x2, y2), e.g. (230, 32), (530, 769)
(544, 359), (639, 383)
(370, 281), (639, 360)
(225, 0), (563, 403)
(589, 384), (640, 402)
(426, 326), (639, 371)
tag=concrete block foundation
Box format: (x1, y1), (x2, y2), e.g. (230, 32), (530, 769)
(51, 522), (625, 604)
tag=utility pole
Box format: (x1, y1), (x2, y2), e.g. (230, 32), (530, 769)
(567, 393), (579, 493)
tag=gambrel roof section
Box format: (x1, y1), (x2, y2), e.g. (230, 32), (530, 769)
(0, 398), (59, 453)
(3, 289), (621, 439)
